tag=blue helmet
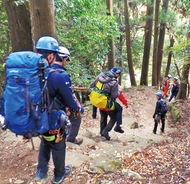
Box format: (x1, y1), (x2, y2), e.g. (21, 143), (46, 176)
(35, 36), (59, 52)
(156, 91), (162, 98)
(110, 67), (122, 74)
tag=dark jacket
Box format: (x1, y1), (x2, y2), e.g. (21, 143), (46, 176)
(90, 71), (119, 101)
(47, 64), (79, 111)
(171, 82), (179, 93)
(153, 98), (164, 118)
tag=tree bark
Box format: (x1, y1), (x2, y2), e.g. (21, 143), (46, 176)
(176, 63), (190, 99)
(157, 0), (169, 85)
(4, 0), (33, 51)
(177, 30), (190, 99)
(117, 0), (124, 85)
(165, 36), (174, 77)
(124, 0), (137, 86)
(29, 0), (56, 46)
(106, 0), (115, 70)
(152, 0), (160, 86)
(140, 0), (154, 86)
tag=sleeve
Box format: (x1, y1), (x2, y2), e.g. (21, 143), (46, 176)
(118, 91), (128, 107)
(56, 74), (79, 111)
(153, 101), (161, 117)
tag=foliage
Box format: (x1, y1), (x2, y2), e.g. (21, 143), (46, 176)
(0, 1), (9, 61)
(55, 0), (120, 87)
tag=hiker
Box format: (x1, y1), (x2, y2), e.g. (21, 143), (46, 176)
(92, 85), (128, 124)
(169, 76), (180, 102)
(34, 36), (82, 183)
(162, 74), (172, 98)
(54, 46), (83, 145)
(153, 91), (167, 134)
(90, 67), (124, 140)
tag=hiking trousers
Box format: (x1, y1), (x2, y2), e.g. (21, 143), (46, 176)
(37, 137), (66, 178)
(67, 115), (81, 142)
(114, 102), (123, 126)
(153, 114), (165, 133)
(100, 109), (117, 134)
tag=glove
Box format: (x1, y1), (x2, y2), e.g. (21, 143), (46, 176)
(80, 107), (84, 114)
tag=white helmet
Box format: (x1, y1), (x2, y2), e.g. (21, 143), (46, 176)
(174, 76), (178, 80)
(168, 74), (172, 78)
(58, 46), (70, 61)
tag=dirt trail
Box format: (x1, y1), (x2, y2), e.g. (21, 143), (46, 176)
(0, 86), (175, 184)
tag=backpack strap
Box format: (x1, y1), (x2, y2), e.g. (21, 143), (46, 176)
(95, 81), (104, 90)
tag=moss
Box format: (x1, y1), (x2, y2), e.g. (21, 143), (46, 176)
(136, 88), (145, 91)
(169, 103), (181, 122)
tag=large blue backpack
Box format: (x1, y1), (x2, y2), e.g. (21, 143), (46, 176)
(3, 51), (51, 136)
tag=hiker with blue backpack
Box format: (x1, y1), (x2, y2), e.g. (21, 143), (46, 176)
(153, 91), (168, 134)
(53, 46), (84, 145)
(34, 36), (82, 183)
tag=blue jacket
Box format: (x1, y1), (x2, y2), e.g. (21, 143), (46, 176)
(47, 64), (79, 111)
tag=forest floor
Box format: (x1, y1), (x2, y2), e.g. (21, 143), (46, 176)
(0, 86), (190, 184)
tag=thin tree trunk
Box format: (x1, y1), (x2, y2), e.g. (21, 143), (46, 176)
(124, 0), (137, 86)
(29, 0), (56, 46)
(4, 0), (33, 51)
(106, 0), (115, 70)
(140, 0), (154, 86)
(176, 63), (190, 99)
(117, 0), (124, 85)
(174, 60), (181, 78)
(165, 36), (174, 77)
(157, 0), (169, 85)
(152, 0), (160, 86)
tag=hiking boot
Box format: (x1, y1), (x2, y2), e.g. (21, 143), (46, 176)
(153, 130), (156, 134)
(160, 129), (165, 134)
(34, 169), (48, 181)
(74, 138), (83, 145)
(114, 125), (124, 133)
(67, 138), (83, 145)
(101, 130), (110, 140)
(53, 165), (72, 184)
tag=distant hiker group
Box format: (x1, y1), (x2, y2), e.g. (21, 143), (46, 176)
(162, 74), (180, 100)
(152, 74), (179, 134)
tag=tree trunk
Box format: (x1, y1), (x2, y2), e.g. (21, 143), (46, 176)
(124, 0), (137, 86)
(29, 0), (56, 46)
(165, 36), (174, 77)
(117, 1), (124, 85)
(177, 30), (190, 99)
(140, 0), (154, 86)
(176, 63), (190, 99)
(152, 0), (160, 86)
(4, 0), (33, 51)
(157, 0), (169, 85)
(106, 0), (115, 70)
